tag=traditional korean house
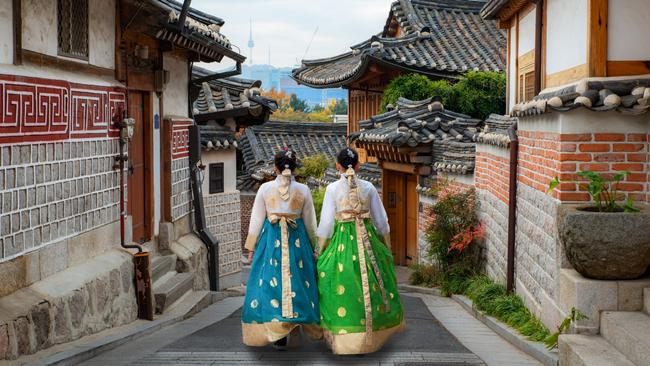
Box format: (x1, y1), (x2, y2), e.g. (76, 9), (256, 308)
(292, 0), (506, 148)
(0, 0), (245, 360)
(476, 1), (650, 362)
(190, 67), (278, 288)
(350, 97), (482, 265)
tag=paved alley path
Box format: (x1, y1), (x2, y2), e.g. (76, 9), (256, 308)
(80, 290), (541, 366)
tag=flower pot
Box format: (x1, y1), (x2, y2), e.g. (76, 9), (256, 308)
(557, 204), (650, 280)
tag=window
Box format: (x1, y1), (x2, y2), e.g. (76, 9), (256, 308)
(209, 163), (224, 194)
(58, 0), (89, 60)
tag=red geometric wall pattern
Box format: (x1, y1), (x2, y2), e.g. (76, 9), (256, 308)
(0, 74), (126, 143)
(171, 118), (192, 159)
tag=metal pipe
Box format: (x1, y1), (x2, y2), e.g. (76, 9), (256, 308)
(506, 122), (519, 293)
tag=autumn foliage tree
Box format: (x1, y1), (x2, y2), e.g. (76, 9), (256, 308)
(262, 88), (347, 122)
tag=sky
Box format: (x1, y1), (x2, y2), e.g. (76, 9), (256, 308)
(190, 0), (394, 70)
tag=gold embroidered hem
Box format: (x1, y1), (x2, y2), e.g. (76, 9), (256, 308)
(242, 322), (323, 346)
(244, 234), (259, 251)
(323, 321), (406, 354)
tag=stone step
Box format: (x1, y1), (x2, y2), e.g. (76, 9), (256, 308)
(644, 288), (650, 315)
(601, 311), (650, 366)
(151, 255), (177, 284)
(559, 334), (635, 366)
(154, 272), (194, 314)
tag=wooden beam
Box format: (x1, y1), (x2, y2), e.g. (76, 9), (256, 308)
(12, 0), (21, 65)
(381, 161), (418, 175)
(587, 0), (608, 77)
(545, 63), (589, 88)
(534, 1), (544, 95)
(607, 61), (650, 77)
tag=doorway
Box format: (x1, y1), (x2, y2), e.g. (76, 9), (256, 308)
(382, 170), (419, 266)
(127, 91), (152, 244)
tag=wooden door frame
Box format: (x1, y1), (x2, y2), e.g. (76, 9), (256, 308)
(381, 167), (420, 266)
(127, 89), (155, 242)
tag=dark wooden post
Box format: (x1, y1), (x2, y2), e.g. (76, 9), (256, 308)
(12, 0), (21, 65)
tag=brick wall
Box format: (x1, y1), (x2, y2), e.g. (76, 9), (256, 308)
(239, 192), (255, 253)
(204, 191), (241, 276)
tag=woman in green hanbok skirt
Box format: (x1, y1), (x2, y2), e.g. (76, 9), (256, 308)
(316, 148), (404, 354)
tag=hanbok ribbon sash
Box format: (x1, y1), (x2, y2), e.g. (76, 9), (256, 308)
(336, 210), (391, 342)
(268, 213), (299, 319)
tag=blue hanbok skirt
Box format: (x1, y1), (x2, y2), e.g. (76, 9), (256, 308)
(242, 218), (321, 346)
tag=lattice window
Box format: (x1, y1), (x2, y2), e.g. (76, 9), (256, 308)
(58, 0), (89, 60)
(209, 163), (225, 194)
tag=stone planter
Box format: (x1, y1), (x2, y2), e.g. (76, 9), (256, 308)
(557, 204), (650, 280)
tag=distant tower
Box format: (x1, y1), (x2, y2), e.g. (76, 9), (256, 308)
(247, 18), (254, 65)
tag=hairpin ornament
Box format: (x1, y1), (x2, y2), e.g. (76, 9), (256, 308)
(347, 149), (355, 158)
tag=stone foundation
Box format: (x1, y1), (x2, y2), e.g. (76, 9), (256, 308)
(0, 249), (137, 360)
(477, 189), (509, 284)
(204, 191), (241, 280)
(417, 194), (434, 265)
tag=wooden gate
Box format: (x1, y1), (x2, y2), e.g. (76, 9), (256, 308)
(382, 170), (418, 266)
(127, 91), (152, 244)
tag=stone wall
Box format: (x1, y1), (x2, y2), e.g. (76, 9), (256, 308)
(475, 145), (511, 284)
(204, 191), (241, 279)
(0, 250), (136, 360)
(417, 194), (434, 265)
(240, 192), (255, 253)
(171, 157), (191, 222)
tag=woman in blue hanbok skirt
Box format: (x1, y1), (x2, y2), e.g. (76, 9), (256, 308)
(241, 149), (322, 348)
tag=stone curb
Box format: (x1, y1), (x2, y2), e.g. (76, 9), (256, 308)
(452, 294), (559, 366)
(399, 284), (559, 366)
(20, 290), (241, 366)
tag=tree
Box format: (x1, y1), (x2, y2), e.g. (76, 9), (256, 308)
(380, 72), (506, 119)
(289, 94), (310, 112)
(312, 104), (325, 113)
(331, 98), (348, 115)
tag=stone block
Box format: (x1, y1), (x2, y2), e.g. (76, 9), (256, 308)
(0, 324), (8, 360)
(14, 316), (30, 357)
(560, 269), (618, 333)
(25, 251), (40, 286)
(51, 298), (71, 344)
(0, 256), (26, 298)
(618, 277), (650, 311)
(30, 301), (50, 350)
(39, 240), (68, 279)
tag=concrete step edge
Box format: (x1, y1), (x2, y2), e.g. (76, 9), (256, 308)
(151, 255), (177, 283)
(559, 334), (636, 366)
(601, 311), (650, 366)
(154, 272), (195, 314)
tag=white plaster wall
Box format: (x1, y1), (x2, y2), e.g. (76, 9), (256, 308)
(517, 10), (536, 56)
(545, 0), (588, 74)
(508, 24), (517, 111)
(153, 93), (161, 236)
(88, 0), (115, 69)
(202, 149), (237, 194)
(22, 0), (57, 57)
(608, 0), (650, 61)
(163, 53), (189, 118)
(0, 0), (13, 65)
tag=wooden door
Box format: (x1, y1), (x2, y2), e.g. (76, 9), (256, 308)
(128, 91), (149, 244)
(406, 174), (419, 265)
(382, 170), (406, 265)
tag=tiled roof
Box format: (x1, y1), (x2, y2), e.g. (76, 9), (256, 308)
(199, 124), (238, 151)
(350, 97), (482, 175)
(147, 0), (245, 63)
(475, 114), (516, 147)
(511, 77), (650, 117)
(239, 121), (346, 181)
(292, 0), (506, 88)
(192, 67), (278, 125)
(237, 121), (381, 191)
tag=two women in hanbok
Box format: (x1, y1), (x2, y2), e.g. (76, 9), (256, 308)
(242, 147), (404, 354)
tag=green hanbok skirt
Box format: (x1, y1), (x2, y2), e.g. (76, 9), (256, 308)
(317, 218), (404, 354)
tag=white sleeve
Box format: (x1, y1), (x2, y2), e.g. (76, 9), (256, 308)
(301, 186), (318, 248)
(316, 185), (336, 242)
(244, 185), (267, 251)
(369, 185), (390, 237)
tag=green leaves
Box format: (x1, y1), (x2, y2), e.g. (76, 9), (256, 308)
(544, 307), (588, 350)
(547, 170), (638, 213)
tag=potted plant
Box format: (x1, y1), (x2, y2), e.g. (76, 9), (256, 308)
(549, 171), (650, 280)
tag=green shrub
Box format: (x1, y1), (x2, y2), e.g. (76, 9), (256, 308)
(311, 187), (326, 222)
(380, 72), (506, 118)
(409, 264), (439, 287)
(297, 154), (331, 180)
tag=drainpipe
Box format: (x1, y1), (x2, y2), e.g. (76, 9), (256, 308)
(188, 124), (220, 291)
(506, 122), (519, 293)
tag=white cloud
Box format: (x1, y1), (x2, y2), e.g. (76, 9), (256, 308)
(190, 0), (394, 67)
